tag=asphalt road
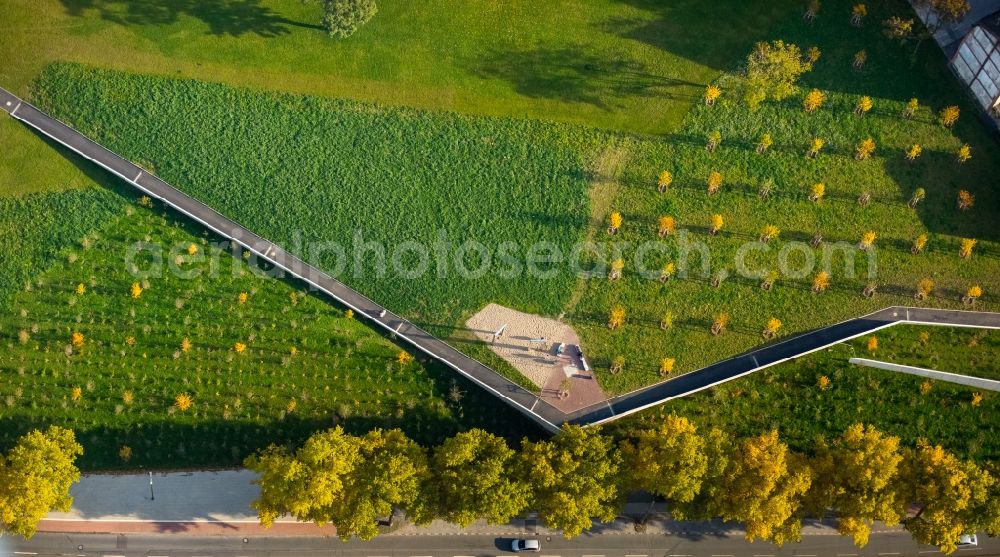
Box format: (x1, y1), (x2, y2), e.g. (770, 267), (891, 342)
(7, 530), (998, 557)
(3, 87), (1000, 432)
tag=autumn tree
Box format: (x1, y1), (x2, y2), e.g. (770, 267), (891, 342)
(657, 170), (673, 193)
(855, 96), (873, 115)
(608, 211), (623, 234)
(909, 187), (926, 208)
(621, 415), (709, 504)
(851, 3), (867, 25)
(803, 89), (826, 112)
(704, 85), (721, 106)
(900, 440), (997, 553)
(853, 49), (868, 69)
(517, 425), (622, 538)
(705, 430), (812, 545)
(711, 312), (729, 335)
(763, 317), (782, 339)
(855, 138), (876, 160)
(912, 233), (929, 254)
(957, 190), (974, 210)
(916, 278), (934, 300)
(938, 105), (960, 127)
(707, 171), (723, 195)
(906, 144), (923, 161)
(760, 224), (780, 243)
(903, 97), (919, 118)
(412, 429), (529, 527)
(609, 258), (625, 280)
(706, 130), (722, 152)
(709, 214), (724, 235)
(0, 426), (83, 538)
(959, 238), (976, 259)
(806, 424), (908, 547)
(963, 285), (983, 306)
(812, 271), (830, 293)
(658, 357), (676, 376)
(608, 306), (626, 330)
(807, 137), (824, 158)
(883, 16), (915, 42)
(658, 215), (676, 237)
(956, 144), (971, 163)
(809, 182), (826, 202)
(745, 40), (813, 108)
(858, 231), (876, 251)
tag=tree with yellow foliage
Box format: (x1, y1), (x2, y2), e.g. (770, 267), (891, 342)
(187, 243), (198, 256)
(905, 144), (922, 161)
(621, 415), (708, 503)
(658, 357), (676, 376)
(806, 137), (824, 158)
(956, 144), (971, 163)
(903, 97), (919, 119)
(705, 430), (812, 545)
(854, 96), (873, 116)
(959, 238), (976, 259)
(74, 283), (86, 295)
(858, 231), (876, 251)
(853, 49), (868, 69)
(657, 215), (676, 237)
(396, 351), (414, 365)
(659, 261), (676, 283)
(709, 214), (724, 235)
(912, 233), (928, 254)
(608, 306), (626, 330)
(867, 336), (878, 353)
(938, 105), (960, 127)
(763, 317), (782, 339)
(608, 211), (622, 234)
(809, 182), (826, 202)
(174, 393), (193, 412)
(711, 313), (728, 335)
(234, 342), (247, 354)
(806, 45), (821, 63)
(130, 282), (143, 299)
(851, 3), (867, 25)
(806, 424), (907, 547)
(0, 426), (83, 538)
(760, 224), (780, 243)
(899, 440), (998, 553)
(908, 187), (926, 208)
(817, 375), (832, 390)
(855, 138), (876, 160)
(704, 85), (721, 106)
(707, 171), (723, 195)
(803, 89), (826, 112)
(957, 190), (974, 211)
(706, 130), (722, 152)
(812, 271), (830, 293)
(915, 278), (934, 300)
(181, 337), (192, 353)
(963, 285), (983, 306)
(71, 331), (85, 348)
(657, 170), (673, 193)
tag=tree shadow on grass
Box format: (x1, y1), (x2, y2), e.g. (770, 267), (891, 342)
(472, 47), (702, 110)
(59, 0), (323, 37)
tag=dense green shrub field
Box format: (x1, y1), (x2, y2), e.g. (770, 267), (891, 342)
(0, 188), (126, 306)
(0, 203), (535, 469)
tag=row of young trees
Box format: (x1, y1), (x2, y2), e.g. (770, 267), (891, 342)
(248, 421), (1000, 552)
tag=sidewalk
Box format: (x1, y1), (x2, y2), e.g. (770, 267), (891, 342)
(41, 470), (906, 538)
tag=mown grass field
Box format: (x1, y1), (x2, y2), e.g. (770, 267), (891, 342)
(609, 326), (999, 462)
(0, 203), (536, 469)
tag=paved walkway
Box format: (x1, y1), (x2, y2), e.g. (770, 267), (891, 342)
(41, 471), (888, 538)
(850, 357), (1000, 391)
(4, 88), (1000, 431)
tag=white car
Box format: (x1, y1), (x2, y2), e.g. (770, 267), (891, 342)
(958, 534), (978, 547)
(511, 538), (540, 552)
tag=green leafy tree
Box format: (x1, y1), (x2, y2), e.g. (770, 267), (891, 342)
(517, 425), (622, 537)
(806, 424), (908, 547)
(334, 428), (429, 540)
(246, 426), (360, 527)
(312, 0), (378, 38)
(0, 426), (83, 538)
(621, 415), (708, 504)
(414, 429), (530, 527)
(745, 40), (813, 108)
(672, 427), (731, 519)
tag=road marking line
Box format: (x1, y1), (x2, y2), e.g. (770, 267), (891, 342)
(838, 554), (859, 556)
(919, 552), (940, 554)
(712, 554), (735, 556)
(626, 555), (649, 557)
(14, 552), (38, 555)
(879, 553), (902, 555)
(754, 554), (776, 556)
(11, 101), (21, 115)
(134, 170), (142, 182)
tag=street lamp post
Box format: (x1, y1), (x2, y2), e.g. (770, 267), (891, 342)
(149, 471), (154, 501)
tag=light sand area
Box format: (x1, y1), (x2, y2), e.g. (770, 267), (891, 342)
(466, 303), (606, 412)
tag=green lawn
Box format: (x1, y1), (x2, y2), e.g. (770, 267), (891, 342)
(862, 324), (1000, 381)
(607, 326), (999, 462)
(0, 203), (536, 470)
